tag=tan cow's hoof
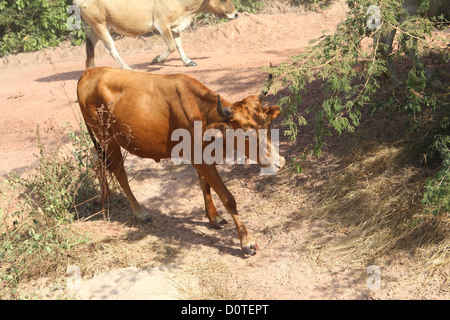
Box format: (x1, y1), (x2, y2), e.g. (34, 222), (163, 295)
(185, 61), (197, 67)
(140, 215), (152, 223)
(151, 56), (161, 65)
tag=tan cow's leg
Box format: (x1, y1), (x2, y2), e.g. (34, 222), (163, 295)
(152, 26), (196, 66)
(173, 31), (196, 67)
(152, 24), (176, 65)
(194, 164), (258, 255)
(91, 24), (132, 70)
(197, 173), (228, 229)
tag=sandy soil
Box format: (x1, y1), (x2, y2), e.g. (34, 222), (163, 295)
(1, 1), (448, 300)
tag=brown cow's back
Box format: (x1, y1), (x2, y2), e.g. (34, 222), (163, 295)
(77, 67), (215, 160)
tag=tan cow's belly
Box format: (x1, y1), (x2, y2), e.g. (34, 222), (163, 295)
(108, 20), (155, 37)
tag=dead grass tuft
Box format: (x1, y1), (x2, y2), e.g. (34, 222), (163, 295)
(306, 116), (449, 275)
(175, 258), (233, 299)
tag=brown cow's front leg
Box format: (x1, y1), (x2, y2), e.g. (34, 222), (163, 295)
(197, 173), (228, 229)
(194, 164), (258, 256)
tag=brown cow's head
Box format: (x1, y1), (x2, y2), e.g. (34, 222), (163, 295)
(204, 0), (239, 19)
(208, 80), (285, 173)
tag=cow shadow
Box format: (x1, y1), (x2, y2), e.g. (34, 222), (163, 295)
(184, 66), (267, 98)
(35, 69), (84, 83)
(33, 56), (213, 83)
(131, 56), (210, 71)
(77, 158), (251, 259)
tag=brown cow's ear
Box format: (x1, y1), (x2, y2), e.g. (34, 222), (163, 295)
(264, 105), (281, 120)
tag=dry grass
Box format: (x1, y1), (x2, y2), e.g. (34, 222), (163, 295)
(304, 115), (449, 275)
(174, 258), (233, 299)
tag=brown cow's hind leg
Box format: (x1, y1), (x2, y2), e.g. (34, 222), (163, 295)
(104, 141), (150, 221)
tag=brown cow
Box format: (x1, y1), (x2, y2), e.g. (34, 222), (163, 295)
(77, 67), (285, 255)
(74, 0), (238, 69)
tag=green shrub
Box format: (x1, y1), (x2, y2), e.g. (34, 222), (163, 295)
(269, 0), (449, 211)
(0, 0), (85, 56)
(0, 200), (90, 295)
(8, 124), (96, 223)
(422, 128), (450, 215)
(232, 0), (265, 13)
(0, 124), (96, 296)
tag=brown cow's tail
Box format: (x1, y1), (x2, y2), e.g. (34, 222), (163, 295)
(84, 122), (109, 169)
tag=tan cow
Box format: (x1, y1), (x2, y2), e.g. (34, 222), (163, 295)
(77, 67), (286, 256)
(74, 0), (238, 69)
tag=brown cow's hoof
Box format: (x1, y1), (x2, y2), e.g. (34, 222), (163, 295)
(134, 211), (152, 223)
(185, 61), (197, 67)
(140, 215), (152, 223)
(242, 244), (258, 256)
(210, 218), (228, 229)
(136, 216), (152, 224)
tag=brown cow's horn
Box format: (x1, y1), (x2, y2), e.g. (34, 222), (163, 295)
(217, 95), (233, 119)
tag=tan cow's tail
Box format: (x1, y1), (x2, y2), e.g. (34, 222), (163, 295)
(74, 1), (94, 69)
(85, 36), (95, 69)
(80, 16), (95, 69)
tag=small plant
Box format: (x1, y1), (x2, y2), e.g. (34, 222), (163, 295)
(422, 133), (450, 216)
(85, 102), (134, 221)
(0, 124), (97, 297)
(232, 0), (264, 13)
(0, 198), (89, 295)
(9, 125), (96, 223)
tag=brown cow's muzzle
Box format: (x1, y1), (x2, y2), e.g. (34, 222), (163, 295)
(226, 11), (238, 19)
(275, 156), (286, 170)
(260, 155), (286, 175)
(273, 155), (286, 170)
